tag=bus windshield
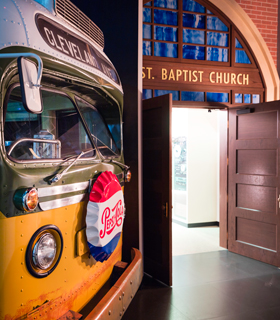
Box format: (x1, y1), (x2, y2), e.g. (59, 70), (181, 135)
(4, 86), (120, 161)
(75, 97), (120, 158)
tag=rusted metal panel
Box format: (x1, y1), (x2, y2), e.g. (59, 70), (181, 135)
(23, 296), (67, 320)
(13, 248), (141, 320)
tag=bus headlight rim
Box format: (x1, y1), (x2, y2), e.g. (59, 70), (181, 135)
(26, 225), (63, 278)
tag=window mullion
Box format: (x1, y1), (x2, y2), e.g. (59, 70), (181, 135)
(178, 0), (183, 61)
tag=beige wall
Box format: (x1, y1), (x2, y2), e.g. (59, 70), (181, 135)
(187, 109), (219, 224)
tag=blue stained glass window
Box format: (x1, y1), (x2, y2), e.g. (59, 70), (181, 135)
(143, 8), (151, 23)
(183, 0), (205, 13)
(143, 89), (153, 100)
(183, 29), (205, 44)
(143, 24), (152, 39)
(154, 9), (178, 26)
(253, 94), (260, 104)
(207, 16), (228, 31)
(244, 94), (251, 103)
(183, 45), (205, 60)
(154, 0), (178, 9)
(141, 1), (255, 68)
(143, 41), (152, 56)
(183, 13), (205, 29)
(207, 47), (228, 62)
(235, 94), (242, 103)
(235, 50), (251, 64)
(182, 91), (204, 101)
(154, 42), (178, 57)
(207, 92), (229, 103)
(207, 32), (228, 47)
(155, 90), (179, 100)
(154, 26), (178, 42)
(235, 38), (243, 48)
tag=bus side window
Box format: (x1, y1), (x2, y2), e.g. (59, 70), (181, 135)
(4, 87), (40, 160)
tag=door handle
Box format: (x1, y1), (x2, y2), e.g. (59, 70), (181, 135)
(162, 202), (168, 218)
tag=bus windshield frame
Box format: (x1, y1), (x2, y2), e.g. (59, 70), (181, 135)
(3, 83), (121, 163)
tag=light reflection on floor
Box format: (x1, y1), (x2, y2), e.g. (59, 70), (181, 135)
(172, 222), (226, 256)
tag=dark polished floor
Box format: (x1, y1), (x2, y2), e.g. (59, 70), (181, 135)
(122, 251), (280, 320)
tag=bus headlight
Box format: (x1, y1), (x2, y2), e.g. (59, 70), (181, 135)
(33, 233), (56, 269)
(13, 187), (39, 212)
(26, 225), (63, 278)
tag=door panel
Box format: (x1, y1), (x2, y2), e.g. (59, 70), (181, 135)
(237, 149), (277, 175)
(236, 184), (276, 213)
(142, 94), (172, 286)
(236, 218), (277, 251)
(228, 102), (280, 266)
(237, 111), (277, 139)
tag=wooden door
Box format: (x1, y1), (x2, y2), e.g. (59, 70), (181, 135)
(142, 94), (172, 286)
(228, 101), (280, 266)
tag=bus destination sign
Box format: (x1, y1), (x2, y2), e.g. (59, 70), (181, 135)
(36, 15), (120, 85)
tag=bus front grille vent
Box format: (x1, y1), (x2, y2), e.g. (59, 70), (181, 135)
(55, 0), (105, 49)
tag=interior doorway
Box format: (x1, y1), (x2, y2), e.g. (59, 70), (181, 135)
(171, 107), (227, 256)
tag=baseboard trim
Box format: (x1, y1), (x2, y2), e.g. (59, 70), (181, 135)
(172, 220), (219, 228)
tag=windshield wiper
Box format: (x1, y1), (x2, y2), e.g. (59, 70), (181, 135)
(48, 147), (129, 185)
(91, 133), (119, 157)
(90, 134), (129, 170)
(103, 159), (130, 171)
(48, 149), (98, 185)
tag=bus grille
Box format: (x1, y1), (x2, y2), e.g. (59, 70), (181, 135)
(55, 0), (105, 49)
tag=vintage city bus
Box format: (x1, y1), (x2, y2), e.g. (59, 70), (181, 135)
(0, 0), (142, 319)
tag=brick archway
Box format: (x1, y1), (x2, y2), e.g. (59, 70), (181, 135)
(209, 0), (279, 100)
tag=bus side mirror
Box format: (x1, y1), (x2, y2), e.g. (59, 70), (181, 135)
(18, 57), (43, 114)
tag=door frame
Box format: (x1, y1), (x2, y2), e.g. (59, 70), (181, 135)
(171, 105), (229, 249)
(219, 109), (228, 248)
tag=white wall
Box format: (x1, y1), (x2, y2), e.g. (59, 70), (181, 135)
(187, 109), (219, 224)
(172, 108), (221, 224)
